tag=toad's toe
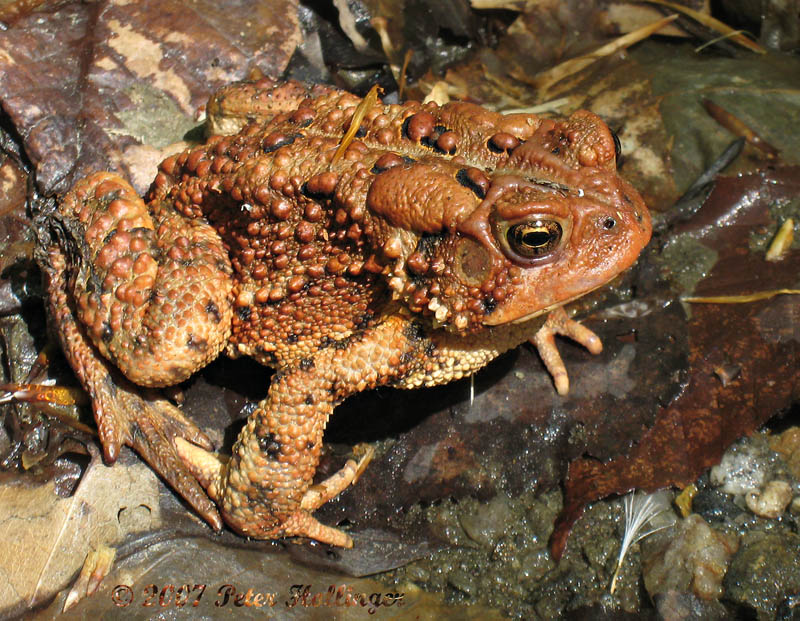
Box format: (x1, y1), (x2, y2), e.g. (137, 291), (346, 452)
(283, 511), (354, 548)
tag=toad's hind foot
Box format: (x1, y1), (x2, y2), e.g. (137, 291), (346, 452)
(174, 435), (224, 498)
(175, 439), (362, 548)
(104, 382), (222, 531)
(530, 306), (603, 395)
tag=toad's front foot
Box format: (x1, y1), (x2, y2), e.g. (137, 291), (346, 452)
(530, 306), (603, 395)
(176, 439), (374, 547)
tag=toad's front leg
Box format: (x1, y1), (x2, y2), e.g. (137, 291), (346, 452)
(177, 315), (421, 547)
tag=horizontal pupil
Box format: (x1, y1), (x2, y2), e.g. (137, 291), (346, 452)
(521, 229), (551, 247)
(502, 220), (562, 261)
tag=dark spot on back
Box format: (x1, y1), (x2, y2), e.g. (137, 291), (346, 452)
(301, 183), (331, 200)
(262, 133), (302, 153)
(401, 116), (412, 140)
(101, 322), (113, 343)
(356, 312), (374, 331)
(102, 229), (118, 246)
(237, 306), (251, 321)
(455, 169), (486, 199)
(403, 321), (426, 342)
(487, 139), (504, 154)
(186, 334), (208, 351)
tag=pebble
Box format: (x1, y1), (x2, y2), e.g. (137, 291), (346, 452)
(745, 480), (793, 518)
(459, 495), (513, 549)
(642, 514), (738, 601)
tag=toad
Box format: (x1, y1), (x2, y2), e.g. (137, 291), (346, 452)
(38, 78), (651, 547)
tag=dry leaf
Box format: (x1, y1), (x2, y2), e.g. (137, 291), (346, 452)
(639, 0), (767, 53)
(529, 14), (679, 95)
(0, 455), (162, 614)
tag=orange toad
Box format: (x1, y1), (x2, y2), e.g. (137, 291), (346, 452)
(38, 79), (651, 546)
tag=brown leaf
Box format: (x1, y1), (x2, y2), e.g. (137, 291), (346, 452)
(0, 0), (300, 195)
(0, 452), (162, 614)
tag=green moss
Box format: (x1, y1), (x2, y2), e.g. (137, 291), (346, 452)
(117, 82), (200, 148)
(658, 235), (719, 296)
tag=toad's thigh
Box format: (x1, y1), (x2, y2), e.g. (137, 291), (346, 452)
(58, 172), (233, 386)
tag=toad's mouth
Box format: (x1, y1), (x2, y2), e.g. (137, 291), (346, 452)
(482, 282), (608, 327)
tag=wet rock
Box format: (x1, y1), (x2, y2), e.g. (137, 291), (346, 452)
(459, 495), (514, 549)
(583, 528), (617, 574)
(692, 484), (743, 525)
(448, 568), (477, 596)
(770, 427), (800, 480)
(425, 499), (471, 547)
(406, 563), (430, 583)
(775, 592), (800, 620)
(652, 590), (731, 620)
(519, 549), (553, 581)
(710, 436), (773, 496)
(746, 480), (793, 518)
(641, 514), (738, 601)
(565, 602), (657, 620)
(525, 491), (562, 542)
(724, 530), (800, 619)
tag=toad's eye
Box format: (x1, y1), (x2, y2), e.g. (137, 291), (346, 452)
(506, 221), (562, 258)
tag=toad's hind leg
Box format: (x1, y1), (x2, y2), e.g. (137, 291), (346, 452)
(56, 172), (233, 388)
(39, 172), (234, 528)
(41, 244), (222, 529)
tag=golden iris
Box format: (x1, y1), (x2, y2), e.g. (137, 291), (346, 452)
(506, 221), (562, 258)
